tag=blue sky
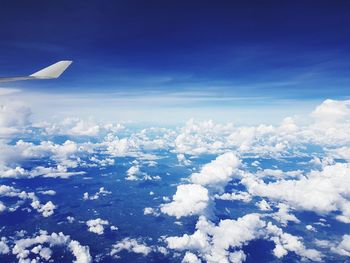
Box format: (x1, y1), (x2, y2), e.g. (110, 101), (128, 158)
(1, 3), (350, 261)
(0, 0), (350, 124)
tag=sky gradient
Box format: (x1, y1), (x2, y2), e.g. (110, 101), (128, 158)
(0, 0), (350, 124)
(1, 3), (350, 262)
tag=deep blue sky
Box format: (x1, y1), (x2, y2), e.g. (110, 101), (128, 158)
(0, 0), (350, 123)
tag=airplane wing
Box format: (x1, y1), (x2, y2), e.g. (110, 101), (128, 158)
(0, 61), (73, 83)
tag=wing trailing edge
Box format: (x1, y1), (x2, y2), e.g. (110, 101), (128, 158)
(0, 61), (73, 83)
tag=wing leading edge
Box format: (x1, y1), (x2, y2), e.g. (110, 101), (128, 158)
(0, 61), (73, 83)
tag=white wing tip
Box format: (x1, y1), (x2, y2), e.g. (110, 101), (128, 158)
(30, 60), (73, 79)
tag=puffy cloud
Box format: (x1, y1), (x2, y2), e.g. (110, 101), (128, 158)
(182, 251), (201, 263)
(67, 216), (75, 223)
(0, 201), (6, 213)
(69, 240), (92, 263)
(31, 200), (56, 217)
(166, 214), (321, 263)
(35, 117), (124, 137)
(162, 153), (244, 220)
(190, 152), (241, 193)
(0, 184), (56, 217)
(0, 237), (9, 254)
(242, 163), (350, 223)
(16, 140), (79, 166)
(0, 98), (350, 263)
(272, 203), (300, 226)
(311, 99), (350, 124)
(89, 156), (115, 166)
(0, 102), (31, 136)
(315, 235), (350, 257)
(306, 225), (316, 232)
(31, 245), (52, 260)
(104, 135), (137, 157)
(161, 184), (211, 219)
(110, 238), (152, 258)
(60, 118), (100, 136)
(166, 214), (265, 262)
(126, 165), (140, 181)
(172, 118), (295, 158)
(256, 199), (272, 211)
(0, 139), (85, 179)
(306, 99), (350, 146)
(124, 164), (160, 181)
(144, 207), (160, 216)
(83, 187), (111, 200)
(171, 99), (350, 157)
(330, 235), (350, 257)
(175, 119), (233, 155)
(86, 218), (109, 235)
(12, 231), (91, 263)
(266, 223), (322, 261)
(177, 154), (192, 166)
(228, 250), (246, 263)
(255, 169), (303, 179)
(110, 225), (118, 231)
(38, 190), (56, 196)
(215, 191), (251, 203)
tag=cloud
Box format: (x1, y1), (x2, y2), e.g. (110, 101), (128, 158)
(110, 238), (152, 258)
(12, 231), (91, 263)
(0, 184), (56, 217)
(190, 152), (241, 193)
(331, 235), (350, 257)
(316, 235), (350, 257)
(160, 184), (211, 219)
(242, 163), (350, 223)
(83, 187), (111, 200)
(215, 191), (252, 203)
(110, 225), (118, 231)
(144, 207), (160, 216)
(60, 118), (101, 136)
(272, 203), (300, 226)
(126, 165), (141, 181)
(0, 237), (9, 255)
(166, 214), (265, 262)
(166, 214), (322, 262)
(67, 216), (75, 223)
(306, 225), (316, 232)
(0, 98), (350, 262)
(0, 201), (6, 213)
(0, 102), (31, 136)
(125, 163), (161, 181)
(0, 139), (86, 179)
(38, 190), (56, 196)
(174, 119), (233, 155)
(311, 99), (350, 124)
(229, 250), (246, 263)
(177, 154), (192, 166)
(86, 218), (109, 235)
(161, 153), (242, 219)
(35, 117), (124, 137)
(255, 199), (272, 211)
(31, 200), (56, 217)
(266, 222), (322, 261)
(182, 252), (201, 263)
(105, 136), (136, 157)
(89, 156), (115, 167)
(255, 169), (303, 179)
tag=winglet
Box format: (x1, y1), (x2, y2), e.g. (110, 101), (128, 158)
(30, 60), (73, 79)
